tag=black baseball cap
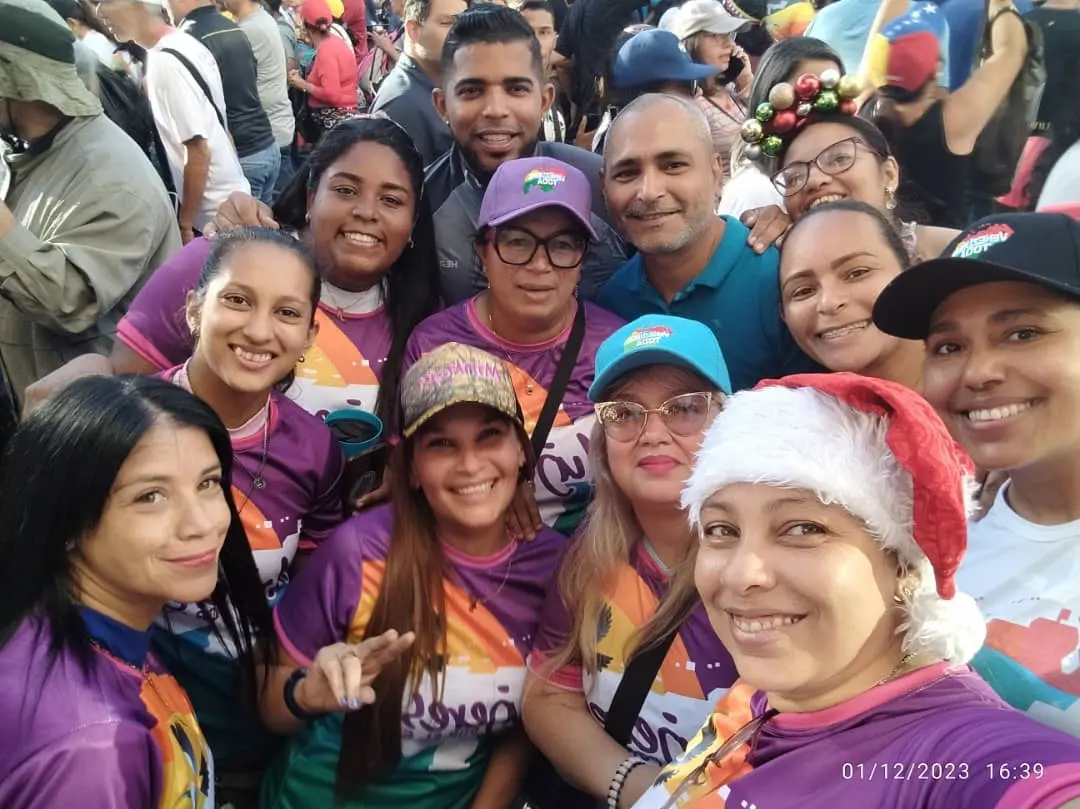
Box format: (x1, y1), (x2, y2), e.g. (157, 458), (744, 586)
(873, 212), (1080, 340)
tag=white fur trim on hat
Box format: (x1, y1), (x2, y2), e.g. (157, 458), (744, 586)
(683, 385), (985, 664)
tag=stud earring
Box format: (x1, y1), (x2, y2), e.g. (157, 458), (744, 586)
(305, 212), (311, 223)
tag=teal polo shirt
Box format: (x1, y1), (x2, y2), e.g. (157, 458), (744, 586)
(597, 217), (817, 391)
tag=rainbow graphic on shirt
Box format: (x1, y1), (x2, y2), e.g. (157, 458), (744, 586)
(292, 308), (383, 418)
(638, 684), (758, 809)
(140, 672), (214, 808)
(583, 563), (726, 766)
(973, 608), (1080, 737)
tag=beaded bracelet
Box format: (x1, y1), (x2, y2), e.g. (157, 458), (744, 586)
(607, 755), (647, 809)
(283, 667), (321, 722)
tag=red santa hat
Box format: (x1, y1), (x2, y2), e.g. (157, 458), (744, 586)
(683, 372), (986, 664)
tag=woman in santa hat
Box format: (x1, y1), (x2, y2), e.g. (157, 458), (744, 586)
(633, 372), (1080, 809)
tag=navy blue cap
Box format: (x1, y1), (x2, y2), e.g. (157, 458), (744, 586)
(873, 212), (1080, 340)
(611, 29), (720, 89)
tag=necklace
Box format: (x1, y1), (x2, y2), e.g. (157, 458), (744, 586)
(323, 282), (377, 321)
(875, 652), (917, 687)
(484, 294), (574, 397)
(234, 416), (271, 510)
(467, 541), (516, 613)
(485, 297), (534, 396)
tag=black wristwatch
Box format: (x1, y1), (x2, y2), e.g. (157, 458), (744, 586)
(283, 667), (320, 721)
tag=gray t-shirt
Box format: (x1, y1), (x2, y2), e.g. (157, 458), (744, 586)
(239, 8), (294, 147)
(371, 53), (451, 167)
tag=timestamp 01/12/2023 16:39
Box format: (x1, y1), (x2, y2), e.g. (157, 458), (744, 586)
(840, 761), (1047, 782)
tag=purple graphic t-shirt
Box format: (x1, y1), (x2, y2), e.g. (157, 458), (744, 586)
(404, 297), (623, 536)
(529, 544), (738, 766)
(152, 369), (343, 766)
(267, 504), (566, 808)
(0, 612), (214, 809)
(158, 371), (345, 650)
(636, 665), (1080, 809)
(117, 237), (392, 418)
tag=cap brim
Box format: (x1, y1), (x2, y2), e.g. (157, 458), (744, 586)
(588, 348), (731, 401)
(403, 398), (522, 439)
(683, 19), (747, 36)
(484, 199), (599, 241)
(873, 258), (1080, 340)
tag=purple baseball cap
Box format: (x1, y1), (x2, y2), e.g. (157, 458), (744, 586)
(477, 157), (598, 240)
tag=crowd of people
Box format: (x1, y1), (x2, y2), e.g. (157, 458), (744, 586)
(2, 0), (1080, 807)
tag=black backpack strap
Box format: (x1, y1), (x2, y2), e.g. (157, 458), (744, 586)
(602, 629), (679, 747)
(530, 303), (586, 458)
(159, 47), (228, 130)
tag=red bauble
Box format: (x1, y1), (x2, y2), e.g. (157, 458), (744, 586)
(794, 73), (821, 101)
(771, 110), (798, 134)
(840, 99), (859, 116)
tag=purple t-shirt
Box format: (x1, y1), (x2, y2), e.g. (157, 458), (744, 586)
(403, 297), (624, 535)
(528, 544), (738, 766)
(158, 372), (345, 654)
(268, 504), (566, 807)
(635, 665), (1080, 809)
(0, 614), (214, 809)
(117, 237), (393, 418)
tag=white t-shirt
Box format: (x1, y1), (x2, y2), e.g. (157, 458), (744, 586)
(718, 163), (784, 218)
(146, 30), (249, 230)
(959, 483), (1080, 738)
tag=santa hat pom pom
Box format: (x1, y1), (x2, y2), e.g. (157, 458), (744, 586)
(900, 560), (986, 664)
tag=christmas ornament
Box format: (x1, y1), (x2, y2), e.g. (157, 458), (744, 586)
(768, 82), (796, 111)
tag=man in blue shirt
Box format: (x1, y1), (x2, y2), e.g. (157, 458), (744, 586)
(598, 93), (815, 391)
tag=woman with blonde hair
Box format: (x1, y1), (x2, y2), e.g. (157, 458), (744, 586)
(522, 315), (737, 809)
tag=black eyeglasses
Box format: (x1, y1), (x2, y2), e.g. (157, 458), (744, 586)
(658, 709), (778, 809)
(490, 227), (589, 270)
(771, 137), (877, 197)
(595, 392), (720, 443)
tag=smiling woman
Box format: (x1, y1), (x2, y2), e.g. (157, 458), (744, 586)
(150, 228), (347, 790)
(874, 212), (1080, 741)
(779, 200), (923, 389)
(258, 343), (566, 809)
(0, 375), (269, 809)
(631, 372), (1080, 809)
(104, 116), (439, 428)
(404, 156), (624, 538)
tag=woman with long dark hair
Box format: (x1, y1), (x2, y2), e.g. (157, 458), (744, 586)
(24, 116), (439, 436)
(0, 375), (270, 808)
(258, 343), (566, 808)
(150, 227), (344, 802)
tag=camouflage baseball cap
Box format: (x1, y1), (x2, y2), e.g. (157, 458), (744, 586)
(401, 343), (523, 438)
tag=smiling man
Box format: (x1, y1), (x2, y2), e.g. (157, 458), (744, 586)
(598, 93), (813, 391)
(426, 3), (626, 305)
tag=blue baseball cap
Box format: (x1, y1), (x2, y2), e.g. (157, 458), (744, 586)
(611, 29), (720, 89)
(589, 315), (731, 401)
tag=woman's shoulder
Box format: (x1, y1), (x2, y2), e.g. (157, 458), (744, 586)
(0, 620), (152, 771)
(271, 389), (336, 448)
(582, 300), (626, 333)
(327, 502), (395, 560)
(409, 300), (473, 343)
(915, 225), (960, 261)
